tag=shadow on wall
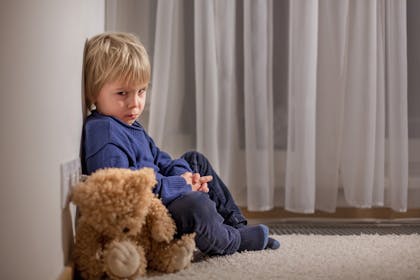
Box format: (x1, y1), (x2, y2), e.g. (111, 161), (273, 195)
(80, 38), (89, 174)
(61, 205), (75, 266)
(60, 38), (90, 270)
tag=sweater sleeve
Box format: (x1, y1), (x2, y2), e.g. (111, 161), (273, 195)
(156, 174), (192, 205)
(146, 134), (192, 176)
(85, 143), (131, 174)
(86, 143), (191, 205)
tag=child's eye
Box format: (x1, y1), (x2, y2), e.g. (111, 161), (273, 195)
(116, 91), (126, 96)
(138, 89), (146, 95)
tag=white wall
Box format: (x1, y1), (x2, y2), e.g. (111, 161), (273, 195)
(0, 1), (104, 279)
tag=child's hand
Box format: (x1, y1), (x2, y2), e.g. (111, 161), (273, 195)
(194, 174), (212, 193)
(181, 172), (200, 191)
(181, 172), (212, 193)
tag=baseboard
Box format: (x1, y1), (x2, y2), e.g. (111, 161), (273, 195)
(57, 265), (73, 280)
(242, 207), (420, 222)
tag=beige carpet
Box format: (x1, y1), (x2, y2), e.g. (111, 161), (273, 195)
(147, 234), (420, 280)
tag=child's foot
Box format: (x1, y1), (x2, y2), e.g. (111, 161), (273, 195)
(265, 237), (280, 250)
(238, 224), (269, 252)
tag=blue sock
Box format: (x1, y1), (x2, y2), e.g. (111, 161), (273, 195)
(238, 224), (269, 252)
(265, 237), (280, 250)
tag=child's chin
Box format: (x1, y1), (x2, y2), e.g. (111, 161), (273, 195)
(119, 116), (136, 125)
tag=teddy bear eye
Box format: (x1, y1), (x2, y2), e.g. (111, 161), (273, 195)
(122, 227), (130, 233)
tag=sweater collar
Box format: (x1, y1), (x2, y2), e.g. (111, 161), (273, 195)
(90, 110), (144, 131)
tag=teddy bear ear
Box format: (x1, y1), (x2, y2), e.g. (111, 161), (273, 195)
(71, 180), (90, 207)
(71, 169), (105, 208)
(136, 167), (157, 189)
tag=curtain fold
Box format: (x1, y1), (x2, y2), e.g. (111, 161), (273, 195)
(315, 0), (348, 212)
(286, 0), (408, 212)
(148, 0), (176, 144)
(106, 0), (411, 213)
(340, 0), (379, 208)
(244, 0), (274, 210)
(285, 0), (318, 213)
(193, 0), (245, 202)
(194, 0), (220, 169)
(385, 0), (408, 211)
(149, 1), (196, 156)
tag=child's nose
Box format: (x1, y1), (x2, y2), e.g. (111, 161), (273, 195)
(128, 94), (140, 108)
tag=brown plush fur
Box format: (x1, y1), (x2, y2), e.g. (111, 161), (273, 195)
(72, 168), (195, 280)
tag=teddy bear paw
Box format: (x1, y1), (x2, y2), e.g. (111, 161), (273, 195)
(104, 240), (142, 278)
(167, 234), (196, 272)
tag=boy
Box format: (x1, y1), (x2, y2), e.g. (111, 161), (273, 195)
(83, 32), (279, 256)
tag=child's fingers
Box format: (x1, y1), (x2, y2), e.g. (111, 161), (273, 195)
(199, 175), (213, 183)
(199, 183), (209, 193)
(193, 173), (200, 183)
(191, 182), (201, 192)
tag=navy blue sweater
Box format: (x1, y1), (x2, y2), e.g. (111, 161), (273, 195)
(83, 111), (192, 205)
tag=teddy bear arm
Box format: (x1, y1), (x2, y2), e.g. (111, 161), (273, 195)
(146, 197), (176, 243)
(73, 222), (106, 280)
(147, 233), (196, 273)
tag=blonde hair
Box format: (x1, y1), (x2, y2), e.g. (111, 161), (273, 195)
(84, 32), (151, 109)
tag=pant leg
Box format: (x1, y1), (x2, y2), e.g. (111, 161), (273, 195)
(181, 151), (247, 228)
(167, 191), (241, 256)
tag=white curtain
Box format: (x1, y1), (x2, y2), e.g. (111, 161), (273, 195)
(106, 0), (412, 213)
(286, 0), (408, 212)
(242, 0), (274, 210)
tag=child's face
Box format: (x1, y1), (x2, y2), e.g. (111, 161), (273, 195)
(95, 79), (148, 125)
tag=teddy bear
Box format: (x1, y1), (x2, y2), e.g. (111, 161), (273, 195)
(72, 167), (196, 280)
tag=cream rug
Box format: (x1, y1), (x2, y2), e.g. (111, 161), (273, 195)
(147, 234), (420, 280)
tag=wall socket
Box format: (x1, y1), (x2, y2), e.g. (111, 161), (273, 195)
(61, 158), (82, 209)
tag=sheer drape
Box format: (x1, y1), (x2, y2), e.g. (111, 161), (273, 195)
(243, 0), (274, 210)
(193, 0), (247, 206)
(106, 0), (412, 213)
(287, 0), (408, 212)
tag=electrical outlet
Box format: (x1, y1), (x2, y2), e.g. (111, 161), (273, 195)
(61, 158), (81, 208)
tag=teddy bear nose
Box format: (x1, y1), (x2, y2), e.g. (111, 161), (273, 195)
(122, 227), (130, 234)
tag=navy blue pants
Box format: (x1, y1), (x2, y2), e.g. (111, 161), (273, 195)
(166, 151), (247, 255)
